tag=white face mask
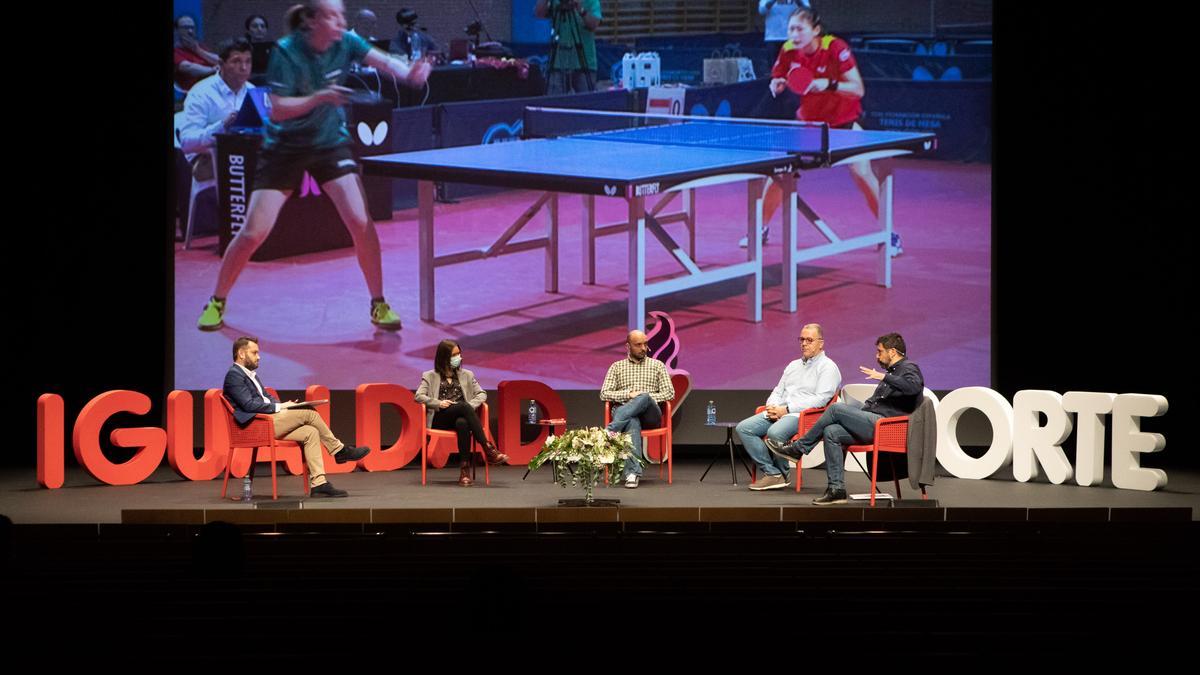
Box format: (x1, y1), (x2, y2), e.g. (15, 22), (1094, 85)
(449, 355), (462, 368)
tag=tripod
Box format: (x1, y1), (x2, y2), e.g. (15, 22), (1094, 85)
(545, 0), (596, 94)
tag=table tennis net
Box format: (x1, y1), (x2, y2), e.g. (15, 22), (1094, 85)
(522, 106), (830, 157)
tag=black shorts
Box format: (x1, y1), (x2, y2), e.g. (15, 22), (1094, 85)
(254, 144), (359, 192)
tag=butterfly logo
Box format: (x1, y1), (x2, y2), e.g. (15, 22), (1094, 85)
(299, 172), (321, 198)
(923, 141), (933, 151)
(689, 100), (732, 118)
(356, 121), (389, 146)
(604, 185), (617, 196)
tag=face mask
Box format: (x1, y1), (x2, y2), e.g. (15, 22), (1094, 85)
(449, 355), (462, 368)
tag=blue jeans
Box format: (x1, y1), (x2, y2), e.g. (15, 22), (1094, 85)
(793, 402), (881, 491)
(735, 412), (798, 477)
(606, 393), (661, 477)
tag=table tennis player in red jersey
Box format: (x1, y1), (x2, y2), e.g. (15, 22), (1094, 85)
(753, 7), (901, 255)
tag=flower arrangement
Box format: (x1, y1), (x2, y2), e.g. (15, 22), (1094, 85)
(527, 427), (641, 503)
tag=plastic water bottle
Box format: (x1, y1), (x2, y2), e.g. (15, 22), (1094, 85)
(527, 400), (538, 424)
(241, 475), (252, 502)
(409, 32), (423, 61)
(706, 400), (716, 425)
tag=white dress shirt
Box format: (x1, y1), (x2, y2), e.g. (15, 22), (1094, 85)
(179, 72), (248, 162)
(765, 351), (841, 416)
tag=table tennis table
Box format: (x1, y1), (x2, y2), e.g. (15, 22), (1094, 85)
(362, 107), (936, 329)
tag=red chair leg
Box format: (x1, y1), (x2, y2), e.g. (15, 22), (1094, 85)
(870, 450), (880, 507)
(220, 448), (235, 498)
(248, 447), (261, 500)
(268, 440), (279, 500)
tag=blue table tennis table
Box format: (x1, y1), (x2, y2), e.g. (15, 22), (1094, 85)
(362, 107), (936, 329)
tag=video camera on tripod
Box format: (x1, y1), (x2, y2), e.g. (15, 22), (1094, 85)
(543, 0), (596, 93)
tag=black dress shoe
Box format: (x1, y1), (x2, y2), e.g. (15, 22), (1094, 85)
(309, 482), (348, 498)
(812, 487), (848, 505)
(765, 437), (806, 462)
(335, 445), (370, 463)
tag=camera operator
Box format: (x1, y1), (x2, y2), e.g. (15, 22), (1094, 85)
(534, 0), (601, 94)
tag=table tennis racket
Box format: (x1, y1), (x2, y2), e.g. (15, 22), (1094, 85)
(786, 66), (815, 95)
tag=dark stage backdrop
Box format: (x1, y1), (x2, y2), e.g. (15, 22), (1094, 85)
(8, 5), (1190, 471)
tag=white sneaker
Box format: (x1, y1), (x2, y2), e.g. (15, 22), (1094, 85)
(624, 474), (640, 489)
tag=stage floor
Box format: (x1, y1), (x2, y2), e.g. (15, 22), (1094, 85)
(3, 458), (1195, 524)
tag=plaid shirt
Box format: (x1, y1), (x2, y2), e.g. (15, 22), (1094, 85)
(600, 356), (675, 404)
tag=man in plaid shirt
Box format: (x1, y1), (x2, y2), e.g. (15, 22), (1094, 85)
(601, 330), (675, 488)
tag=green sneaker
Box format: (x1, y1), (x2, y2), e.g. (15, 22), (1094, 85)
(197, 297), (225, 331)
(370, 299), (402, 330)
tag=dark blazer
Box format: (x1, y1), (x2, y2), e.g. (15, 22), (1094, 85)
(905, 395), (938, 489)
(223, 364), (279, 426)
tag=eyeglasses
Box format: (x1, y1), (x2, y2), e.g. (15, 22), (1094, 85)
(798, 337), (822, 344)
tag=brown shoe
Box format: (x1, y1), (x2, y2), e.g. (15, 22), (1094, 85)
(484, 440), (509, 465)
(749, 473), (789, 491)
(458, 466), (473, 487)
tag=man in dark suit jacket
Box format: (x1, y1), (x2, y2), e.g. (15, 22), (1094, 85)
(224, 336), (369, 497)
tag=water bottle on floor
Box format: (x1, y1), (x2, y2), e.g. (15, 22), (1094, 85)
(528, 400), (538, 424)
(241, 474), (252, 502)
(706, 400), (716, 425)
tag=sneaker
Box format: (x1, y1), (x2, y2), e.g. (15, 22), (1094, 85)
(624, 474), (640, 489)
(812, 487), (848, 505)
(765, 437), (806, 462)
(749, 473), (789, 491)
(370, 299), (402, 330)
(197, 297), (225, 331)
(309, 482), (348, 498)
(737, 227), (770, 248)
(334, 445), (370, 463)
